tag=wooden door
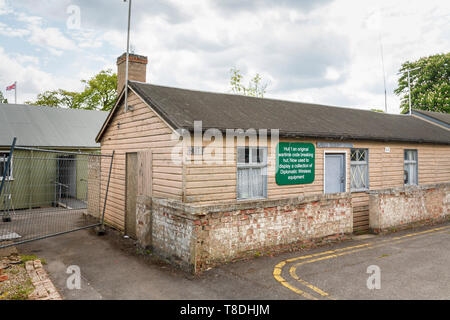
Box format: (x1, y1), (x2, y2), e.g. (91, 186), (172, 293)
(325, 153), (346, 194)
(126, 152), (138, 238)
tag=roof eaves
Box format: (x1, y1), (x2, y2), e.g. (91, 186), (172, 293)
(95, 89), (125, 142)
(128, 81), (183, 131)
(182, 126), (450, 145)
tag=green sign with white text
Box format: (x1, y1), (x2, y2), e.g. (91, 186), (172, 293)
(276, 142), (315, 185)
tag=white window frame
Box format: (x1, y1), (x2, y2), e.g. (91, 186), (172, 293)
(404, 149), (418, 186)
(236, 146), (268, 200)
(323, 150), (347, 194)
(0, 151), (13, 181)
(350, 148), (369, 192)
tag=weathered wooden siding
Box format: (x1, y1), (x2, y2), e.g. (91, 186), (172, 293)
(99, 90), (182, 230)
(184, 139), (450, 202)
(183, 138), (449, 232)
(98, 93), (450, 232)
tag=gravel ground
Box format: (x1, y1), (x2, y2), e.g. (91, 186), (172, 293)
(0, 254), (36, 300)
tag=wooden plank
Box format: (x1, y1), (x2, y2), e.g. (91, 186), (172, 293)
(126, 152), (137, 238)
(137, 149), (152, 197)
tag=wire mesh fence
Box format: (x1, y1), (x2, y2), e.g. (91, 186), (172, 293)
(0, 145), (114, 248)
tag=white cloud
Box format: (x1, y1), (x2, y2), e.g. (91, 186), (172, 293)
(0, 22), (30, 37)
(0, 46), (79, 103)
(1, 0), (448, 113)
(0, 0), (12, 15)
(27, 25), (76, 52)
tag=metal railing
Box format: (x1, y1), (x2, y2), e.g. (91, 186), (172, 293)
(0, 138), (114, 248)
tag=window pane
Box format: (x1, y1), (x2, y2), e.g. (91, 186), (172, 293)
(250, 168), (263, 197)
(351, 150), (357, 161)
(237, 168), (250, 198)
(237, 147), (247, 164)
(0, 154), (11, 178)
(404, 150), (417, 185)
(251, 148), (258, 164)
(351, 164), (368, 190)
(405, 150), (417, 161)
(237, 148), (267, 199)
(350, 149), (368, 191)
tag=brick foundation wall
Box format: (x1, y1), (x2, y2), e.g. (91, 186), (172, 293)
(150, 198), (198, 272)
(146, 193), (353, 273)
(369, 183), (450, 233)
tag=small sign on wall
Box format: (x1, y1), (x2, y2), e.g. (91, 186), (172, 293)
(317, 142), (353, 148)
(385, 147), (390, 153)
(276, 142), (315, 185)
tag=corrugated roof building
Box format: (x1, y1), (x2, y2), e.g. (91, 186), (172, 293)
(1, 103), (108, 148)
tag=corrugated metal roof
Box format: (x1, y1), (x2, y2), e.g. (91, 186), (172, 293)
(0, 103), (108, 148)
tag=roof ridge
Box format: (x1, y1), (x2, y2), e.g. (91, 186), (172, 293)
(0, 103), (108, 114)
(129, 80), (398, 116)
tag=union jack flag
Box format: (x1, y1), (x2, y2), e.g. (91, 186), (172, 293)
(6, 82), (16, 91)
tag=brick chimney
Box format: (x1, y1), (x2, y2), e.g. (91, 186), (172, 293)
(116, 53), (148, 93)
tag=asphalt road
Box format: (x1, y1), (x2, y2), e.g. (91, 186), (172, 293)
(19, 221), (450, 300)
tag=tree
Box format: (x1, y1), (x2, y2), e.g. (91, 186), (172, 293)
(28, 89), (81, 109)
(78, 69), (118, 111)
(230, 67), (268, 98)
(394, 53), (449, 114)
(26, 69), (117, 111)
(0, 90), (8, 103)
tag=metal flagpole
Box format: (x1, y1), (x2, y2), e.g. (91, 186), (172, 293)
(14, 81), (17, 104)
(124, 0), (132, 113)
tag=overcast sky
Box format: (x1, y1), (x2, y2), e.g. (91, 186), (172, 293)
(0, 0), (449, 113)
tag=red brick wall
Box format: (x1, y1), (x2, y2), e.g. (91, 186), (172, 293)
(369, 183), (450, 232)
(148, 193), (353, 273)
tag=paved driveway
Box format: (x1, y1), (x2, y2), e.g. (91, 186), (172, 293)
(19, 222), (450, 300)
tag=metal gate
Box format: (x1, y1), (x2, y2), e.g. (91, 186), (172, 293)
(0, 138), (114, 248)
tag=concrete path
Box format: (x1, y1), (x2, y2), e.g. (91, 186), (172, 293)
(19, 221), (450, 300)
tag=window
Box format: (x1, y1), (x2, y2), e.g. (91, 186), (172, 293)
(0, 152), (13, 180)
(404, 150), (418, 185)
(237, 147), (267, 200)
(350, 148), (369, 191)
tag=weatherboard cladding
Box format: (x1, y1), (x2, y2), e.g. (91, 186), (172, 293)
(0, 104), (108, 148)
(127, 81), (450, 145)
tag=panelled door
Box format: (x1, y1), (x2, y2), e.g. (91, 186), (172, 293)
(325, 153), (346, 194)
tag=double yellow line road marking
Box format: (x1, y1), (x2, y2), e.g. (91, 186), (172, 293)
(273, 225), (450, 300)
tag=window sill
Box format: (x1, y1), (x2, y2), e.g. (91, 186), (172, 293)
(237, 196), (267, 202)
(351, 188), (369, 193)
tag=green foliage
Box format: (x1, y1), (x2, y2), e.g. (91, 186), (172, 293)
(0, 90), (8, 103)
(25, 69), (117, 111)
(79, 69), (118, 111)
(230, 67), (268, 98)
(394, 53), (449, 114)
(27, 89), (81, 109)
(371, 109), (384, 113)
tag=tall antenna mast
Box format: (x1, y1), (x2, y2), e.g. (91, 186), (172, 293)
(379, 34), (387, 113)
(124, 0), (132, 113)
